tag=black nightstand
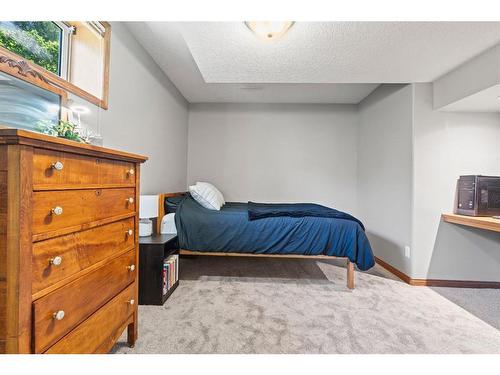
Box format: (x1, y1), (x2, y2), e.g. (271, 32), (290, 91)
(138, 234), (179, 305)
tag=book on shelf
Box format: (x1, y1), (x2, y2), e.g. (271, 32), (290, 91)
(162, 254), (179, 296)
(175, 253), (179, 283)
(163, 261), (168, 295)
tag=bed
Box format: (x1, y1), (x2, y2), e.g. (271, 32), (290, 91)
(157, 192), (375, 289)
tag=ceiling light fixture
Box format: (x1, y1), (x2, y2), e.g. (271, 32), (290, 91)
(244, 21), (294, 40)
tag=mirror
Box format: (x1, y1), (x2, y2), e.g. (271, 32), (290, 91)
(0, 71), (65, 131)
(0, 21), (110, 109)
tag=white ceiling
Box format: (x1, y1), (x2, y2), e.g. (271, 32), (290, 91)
(126, 22), (500, 104)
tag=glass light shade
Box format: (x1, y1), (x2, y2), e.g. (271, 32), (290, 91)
(245, 21), (294, 40)
(139, 195), (158, 219)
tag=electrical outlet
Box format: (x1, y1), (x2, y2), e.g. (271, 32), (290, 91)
(404, 246), (411, 258)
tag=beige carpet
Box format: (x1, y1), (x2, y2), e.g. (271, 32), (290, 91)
(112, 256), (500, 354)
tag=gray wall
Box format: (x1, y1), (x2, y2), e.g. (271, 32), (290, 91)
(99, 23), (189, 194)
(90, 27), (500, 282)
(187, 103), (359, 212)
(433, 43), (500, 109)
(357, 83), (500, 281)
(413, 83), (500, 281)
(357, 85), (414, 276)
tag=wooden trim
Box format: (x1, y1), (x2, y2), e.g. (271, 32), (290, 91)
(442, 213), (500, 233)
(375, 256), (500, 289)
(0, 48), (69, 110)
(374, 256), (411, 284)
(408, 279), (500, 288)
(99, 22), (111, 110)
(0, 53), (50, 84)
(0, 22), (111, 109)
(0, 128), (147, 163)
(0, 49), (66, 98)
(44, 67), (104, 108)
(0, 50), (69, 122)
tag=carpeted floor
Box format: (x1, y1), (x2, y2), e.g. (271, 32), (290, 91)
(112, 256), (500, 354)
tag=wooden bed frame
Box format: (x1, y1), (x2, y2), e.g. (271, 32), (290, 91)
(157, 192), (355, 289)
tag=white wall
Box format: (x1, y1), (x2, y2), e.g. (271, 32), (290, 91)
(90, 26), (500, 282)
(99, 23), (189, 194)
(357, 83), (500, 281)
(187, 103), (358, 212)
(357, 85), (414, 275)
(433, 43), (500, 109)
(412, 83), (500, 281)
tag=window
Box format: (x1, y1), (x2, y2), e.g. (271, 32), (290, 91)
(0, 21), (73, 79)
(0, 21), (110, 109)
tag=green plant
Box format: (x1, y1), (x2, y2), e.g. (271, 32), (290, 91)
(0, 22), (60, 74)
(35, 120), (87, 143)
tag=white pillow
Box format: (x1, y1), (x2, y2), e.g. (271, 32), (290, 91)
(160, 213), (177, 234)
(196, 181), (225, 205)
(189, 182), (225, 210)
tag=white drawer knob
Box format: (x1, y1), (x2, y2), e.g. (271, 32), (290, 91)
(51, 206), (63, 216)
(126, 229), (133, 237)
(127, 169), (135, 176)
(126, 197), (134, 204)
(53, 310), (65, 321)
(127, 264), (136, 272)
(128, 299), (135, 306)
(50, 256), (63, 266)
(51, 161), (64, 171)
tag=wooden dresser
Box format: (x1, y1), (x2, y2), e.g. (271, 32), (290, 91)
(0, 128), (147, 354)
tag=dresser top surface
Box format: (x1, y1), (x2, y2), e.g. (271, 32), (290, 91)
(0, 127), (148, 163)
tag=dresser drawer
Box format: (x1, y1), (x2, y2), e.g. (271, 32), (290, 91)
(32, 188), (136, 237)
(32, 217), (136, 295)
(33, 148), (136, 190)
(44, 283), (136, 354)
(32, 250), (136, 353)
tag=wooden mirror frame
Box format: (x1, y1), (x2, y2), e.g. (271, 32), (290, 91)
(0, 22), (110, 110)
(0, 58), (69, 124)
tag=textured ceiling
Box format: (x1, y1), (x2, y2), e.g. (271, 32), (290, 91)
(126, 22), (378, 103)
(181, 22), (500, 83)
(126, 22), (500, 104)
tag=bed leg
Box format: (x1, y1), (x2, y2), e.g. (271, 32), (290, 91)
(347, 260), (355, 290)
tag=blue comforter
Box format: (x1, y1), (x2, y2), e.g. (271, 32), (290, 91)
(175, 196), (375, 271)
(248, 201), (365, 230)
